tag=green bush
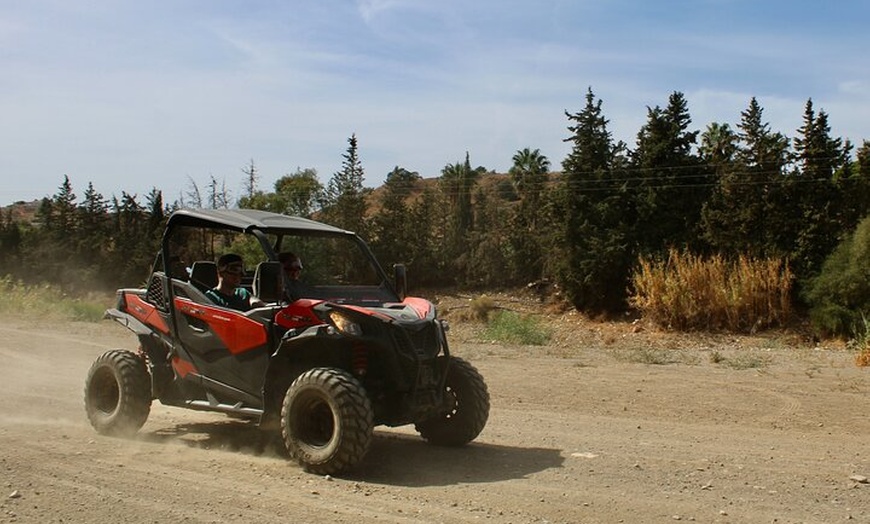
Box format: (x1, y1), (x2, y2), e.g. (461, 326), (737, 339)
(481, 310), (551, 346)
(804, 216), (870, 338)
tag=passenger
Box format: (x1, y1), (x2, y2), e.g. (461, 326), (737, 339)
(206, 253), (265, 311)
(279, 251), (309, 300)
(279, 252), (303, 281)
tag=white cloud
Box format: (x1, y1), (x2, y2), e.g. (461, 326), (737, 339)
(356, 0), (413, 22)
(838, 80), (870, 97)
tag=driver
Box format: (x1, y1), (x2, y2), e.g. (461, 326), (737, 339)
(206, 253), (265, 311)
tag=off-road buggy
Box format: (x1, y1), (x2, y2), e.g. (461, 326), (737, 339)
(84, 208), (489, 475)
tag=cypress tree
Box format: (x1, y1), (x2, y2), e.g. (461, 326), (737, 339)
(439, 153), (482, 280)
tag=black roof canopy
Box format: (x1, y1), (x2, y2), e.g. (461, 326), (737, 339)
(166, 208), (353, 236)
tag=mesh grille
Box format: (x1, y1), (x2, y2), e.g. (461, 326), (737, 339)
(391, 323), (440, 359)
(407, 324), (439, 358)
(145, 274), (167, 310)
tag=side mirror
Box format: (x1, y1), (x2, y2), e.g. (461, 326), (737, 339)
(393, 264), (407, 301)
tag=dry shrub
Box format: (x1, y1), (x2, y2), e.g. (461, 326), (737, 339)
(856, 348), (870, 367)
(449, 295), (498, 322)
(468, 295), (497, 321)
(630, 249), (793, 332)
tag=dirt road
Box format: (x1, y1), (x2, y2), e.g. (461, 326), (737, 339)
(1, 314), (868, 523)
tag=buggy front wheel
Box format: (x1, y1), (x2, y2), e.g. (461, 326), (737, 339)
(281, 368), (373, 475)
(415, 357), (489, 446)
(84, 350), (152, 437)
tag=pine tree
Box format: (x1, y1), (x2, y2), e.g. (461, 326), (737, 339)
(77, 182), (108, 266)
(631, 92), (707, 254)
(323, 134), (369, 236)
(700, 97), (790, 258)
(110, 192), (149, 284)
(843, 140), (870, 226)
(858, 140), (870, 180)
(558, 88), (633, 313)
(29, 176), (78, 289)
(790, 99), (853, 278)
(52, 175), (78, 245)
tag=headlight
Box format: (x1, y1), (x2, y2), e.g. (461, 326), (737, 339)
(328, 310), (363, 336)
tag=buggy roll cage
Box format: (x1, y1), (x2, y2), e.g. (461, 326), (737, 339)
(153, 209), (403, 327)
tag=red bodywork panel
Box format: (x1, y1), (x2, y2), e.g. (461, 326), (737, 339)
(343, 304), (393, 321)
(174, 297), (268, 355)
(275, 299), (324, 330)
(274, 296), (434, 330)
(172, 356), (198, 378)
(124, 293), (170, 334)
(401, 297), (433, 319)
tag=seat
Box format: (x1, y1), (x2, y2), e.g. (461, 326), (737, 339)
(253, 261), (283, 303)
(189, 261), (218, 293)
(168, 256), (189, 281)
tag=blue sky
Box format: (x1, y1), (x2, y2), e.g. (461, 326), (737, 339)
(2, 0), (868, 206)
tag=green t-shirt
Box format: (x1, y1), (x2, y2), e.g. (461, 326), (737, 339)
(205, 287), (253, 311)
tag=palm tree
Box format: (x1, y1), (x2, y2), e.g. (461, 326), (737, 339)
(509, 148), (550, 208)
(699, 122), (737, 167)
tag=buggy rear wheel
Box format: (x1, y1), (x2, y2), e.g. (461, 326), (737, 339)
(281, 368), (373, 475)
(415, 356), (489, 446)
(84, 350), (152, 437)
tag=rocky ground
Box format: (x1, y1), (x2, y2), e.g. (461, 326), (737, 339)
(1, 295), (869, 523)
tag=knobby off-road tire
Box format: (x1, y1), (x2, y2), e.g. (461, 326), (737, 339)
(281, 368), (373, 475)
(84, 350), (152, 437)
(415, 356), (490, 446)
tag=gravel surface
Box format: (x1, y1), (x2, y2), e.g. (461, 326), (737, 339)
(1, 303), (869, 523)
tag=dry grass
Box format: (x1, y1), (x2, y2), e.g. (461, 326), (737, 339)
(0, 275), (109, 321)
(446, 295), (499, 322)
(630, 249), (793, 333)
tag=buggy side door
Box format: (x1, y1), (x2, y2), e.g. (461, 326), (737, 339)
(172, 297), (271, 404)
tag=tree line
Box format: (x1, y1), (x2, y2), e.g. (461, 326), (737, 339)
(1, 88), (868, 319)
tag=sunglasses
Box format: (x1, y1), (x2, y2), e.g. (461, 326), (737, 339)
(222, 265), (244, 275)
